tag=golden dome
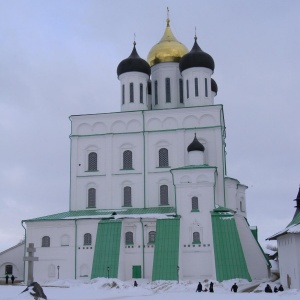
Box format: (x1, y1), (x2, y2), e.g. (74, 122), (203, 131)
(147, 18), (188, 67)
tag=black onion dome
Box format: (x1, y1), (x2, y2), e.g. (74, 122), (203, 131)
(211, 78), (218, 94)
(117, 43), (151, 77)
(187, 134), (205, 152)
(179, 37), (215, 72)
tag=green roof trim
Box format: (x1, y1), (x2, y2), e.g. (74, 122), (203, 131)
(152, 218), (180, 281)
(171, 165), (217, 171)
(211, 211), (251, 282)
(23, 207), (176, 222)
(91, 220), (122, 279)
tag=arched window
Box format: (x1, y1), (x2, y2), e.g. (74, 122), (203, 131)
(88, 152), (97, 171)
(84, 233), (92, 246)
(125, 231), (133, 245)
(160, 185), (169, 205)
(88, 188), (96, 208)
(193, 232), (201, 244)
(154, 80), (158, 105)
(123, 150), (133, 169)
(122, 84), (125, 104)
(42, 236), (50, 247)
(186, 80), (189, 99)
(159, 148), (169, 167)
(149, 231), (156, 243)
(192, 196), (199, 211)
(124, 186), (132, 207)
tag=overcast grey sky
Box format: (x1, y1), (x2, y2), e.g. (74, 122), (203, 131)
(0, 0), (299, 252)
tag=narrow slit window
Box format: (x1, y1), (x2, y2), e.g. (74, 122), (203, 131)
(165, 78), (171, 103)
(186, 80), (189, 99)
(179, 79), (183, 103)
(154, 80), (158, 105)
(140, 83), (143, 103)
(130, 82), (134, 102)
(195, 78), (199, 97)
(205, 78), (208, 97)
(122, 84), (125, 104)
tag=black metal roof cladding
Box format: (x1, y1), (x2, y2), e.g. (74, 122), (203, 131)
(211, 78), (218, 94)
(179, 38), (215, 72)
(117, 44), (151, 77)
(187, 135), (205, 152)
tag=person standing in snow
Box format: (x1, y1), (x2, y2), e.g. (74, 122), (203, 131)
(278, 284), (284, 291)
(231, 283), (238, 292)
(209, 282), (214, 292)
(134, 280), (138, 287)
(265, 284), (272, 293)
(11, 274), (15, 284)
(5, 274), (9, 284)
(196, 282), (202, 292)
(274, 286), (278, 293)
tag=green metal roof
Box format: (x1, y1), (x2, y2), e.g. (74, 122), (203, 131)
(91, 220), (122, 279)
(152, 218), (180, 281)
(287, 210), (300, 227)
(211, 211), (251, 282)
(23, 207), (176, 222)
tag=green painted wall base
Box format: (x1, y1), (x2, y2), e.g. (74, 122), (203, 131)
(152, 218), (180, 281)
(91, 220), (122, 279)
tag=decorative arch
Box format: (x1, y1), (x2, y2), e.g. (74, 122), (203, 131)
(162, 117), (178, 129)
(77, 123), (92, 135)
(93, 122), (107, 134)
(146, 118), (162, 130)
(199, 114), (216, 127)
(127, 119), (142, 131)
(111, 120), (126, 133)
(182, 115), (199, 128)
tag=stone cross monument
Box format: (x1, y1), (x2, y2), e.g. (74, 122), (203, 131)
(23, 243), (39, 285)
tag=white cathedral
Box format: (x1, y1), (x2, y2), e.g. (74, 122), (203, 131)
(23, 17), (270, 283)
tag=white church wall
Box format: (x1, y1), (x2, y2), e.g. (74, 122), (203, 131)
(278, 234), (300, 289)
(234, 215), (269, 280)
(25, 221), (76, 282)
(151, 63), (183, 110)
(181, 67), (213, 106)
(225, 177), (239, 211)
(0, 242), (24, 282)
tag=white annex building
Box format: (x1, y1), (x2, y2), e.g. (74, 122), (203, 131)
(267, 187), (300, 289)
(23, 17), (270, 283)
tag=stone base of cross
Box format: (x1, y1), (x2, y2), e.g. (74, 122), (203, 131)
(24, 243), (39, 285)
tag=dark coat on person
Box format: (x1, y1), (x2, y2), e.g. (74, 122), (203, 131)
(209, 282), (214, 292)
(134, 281), (138, 287)
(11, 275), (15, 284)
(278, 285), (284, 292)
(231, 283), (238, 292)
(196, 282), (202, 292)
(21, 282), (47, 300)
(5, 275), (9, 284)
(274, 286), (278, 293)
(265, 284), (272, 293)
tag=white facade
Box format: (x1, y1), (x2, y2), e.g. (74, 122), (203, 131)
(0, 242), (24, 282)
(23, 18), (269, 283)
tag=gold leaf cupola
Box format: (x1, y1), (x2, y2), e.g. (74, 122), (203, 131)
(147, 17), (188, 67)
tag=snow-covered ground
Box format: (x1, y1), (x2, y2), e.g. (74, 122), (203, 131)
(0, 278), (299, 300)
